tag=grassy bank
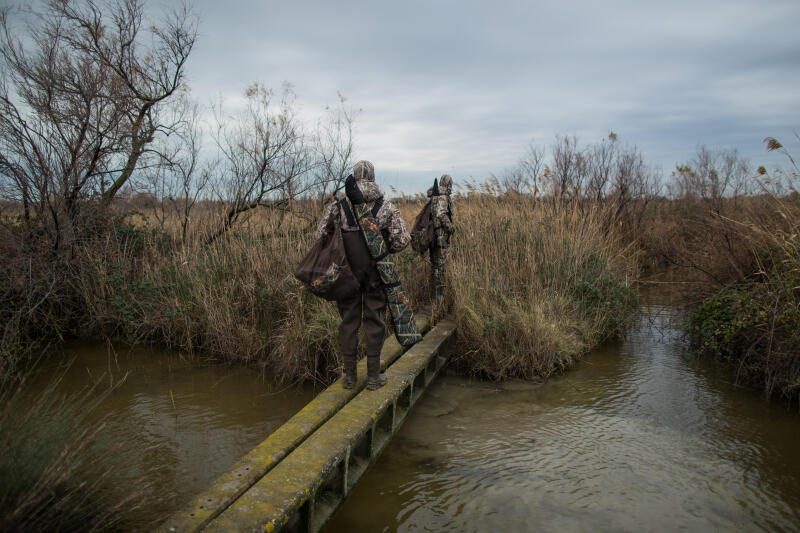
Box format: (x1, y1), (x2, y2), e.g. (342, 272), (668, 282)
(444, 191), (637, 379)
(2, 192), (638, 385)
(640, 142), (800, 403)
(683, 206), (800, 402)
(689, 262), (800, 402)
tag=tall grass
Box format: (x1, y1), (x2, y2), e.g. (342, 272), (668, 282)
(0, 371), (154, 531)
(64, 209), (341, 384)
(2, 189), (639, 385)
(438, 189), (638, 379)
(642, 140), (800, 402)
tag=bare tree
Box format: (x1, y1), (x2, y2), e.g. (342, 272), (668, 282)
(311, 93), (357, 202)
(671, 146), (750, 205)
(0, 0), (197, 254)
(586, 132), (618, 201)
(500, 167), (525, 194)
(550, 134), (586, 201)
(141, 94), (210, 243)
(499, 142), (545, 199)
(607, 144), (659, 229)
(519, 142), (546, 200)
(209, 82), (311, 241)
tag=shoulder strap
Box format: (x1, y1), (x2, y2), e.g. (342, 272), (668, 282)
(340, 198), (357, 227)
(372, 197), (384, 218)
(341, 196), (383, 223)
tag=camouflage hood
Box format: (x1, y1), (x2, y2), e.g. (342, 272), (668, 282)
(351, 160), (383, 203)
(427, 174), (453, 197)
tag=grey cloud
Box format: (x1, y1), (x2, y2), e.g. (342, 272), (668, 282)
(185, 0), (800, 193)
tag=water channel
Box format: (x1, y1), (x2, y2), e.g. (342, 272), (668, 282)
(29, 289), (800, 531)
(27, 344), (316, 527)
(328, 292), (800, 532)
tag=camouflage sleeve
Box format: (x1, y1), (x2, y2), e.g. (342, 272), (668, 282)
(381, 201), (411, 253)
(314, 201), (339, 240)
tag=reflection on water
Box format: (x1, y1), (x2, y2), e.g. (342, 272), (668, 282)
(327, 299), (800, 532)
(30, 344), (314, 526)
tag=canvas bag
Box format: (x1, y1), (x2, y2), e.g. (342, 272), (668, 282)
(344, 176), (422, 347)
(294, 200), (361, 301)
(410, 199), (433, 254)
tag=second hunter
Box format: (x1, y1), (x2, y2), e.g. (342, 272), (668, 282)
(428, 174), (454, 301)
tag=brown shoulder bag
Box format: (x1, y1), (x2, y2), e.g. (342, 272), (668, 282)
(294, 200), (360, 301)
(410, 199), (434, 254)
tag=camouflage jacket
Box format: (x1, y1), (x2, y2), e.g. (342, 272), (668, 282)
(315, 180), (411, 253)
(426, 174), (454, 235)
(430, 195), (454, 233)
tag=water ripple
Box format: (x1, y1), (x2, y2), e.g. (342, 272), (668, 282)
(328, 304), (800, 532)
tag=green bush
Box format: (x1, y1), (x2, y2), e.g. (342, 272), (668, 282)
(690, 265), (800, 401)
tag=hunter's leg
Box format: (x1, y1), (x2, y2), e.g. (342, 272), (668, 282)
(337, 291), (363, 357)
(363, 286), (388, 390)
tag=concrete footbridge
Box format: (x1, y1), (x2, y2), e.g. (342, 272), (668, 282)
(159, 314), (456, 533)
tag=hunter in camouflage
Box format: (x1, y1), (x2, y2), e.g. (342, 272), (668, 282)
(315, 164), (410, 250)
(427, 174), (454, 301)
(346, 180), (422, 350)
(315, 160), (412, 390)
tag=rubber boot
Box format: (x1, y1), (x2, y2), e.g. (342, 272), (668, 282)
(342, 353), (357, 389)
(366, 354), (387, 391)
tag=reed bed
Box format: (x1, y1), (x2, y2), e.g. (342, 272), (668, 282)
(2, 188), (639, 386)
(633, 140), (800, 402)
(57, 190), (634, 383)
(437, 190), (638, 379)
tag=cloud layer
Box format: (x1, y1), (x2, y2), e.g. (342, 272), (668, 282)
(186, 0), (800, 192)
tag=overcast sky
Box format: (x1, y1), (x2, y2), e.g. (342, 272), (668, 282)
(183, 0), (799, 193)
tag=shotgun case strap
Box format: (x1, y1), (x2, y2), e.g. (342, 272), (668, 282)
(351, 201), (422, 347)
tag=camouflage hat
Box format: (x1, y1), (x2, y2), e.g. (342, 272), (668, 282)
(353, 160), (375, 183)
(439, 174), (453, 195)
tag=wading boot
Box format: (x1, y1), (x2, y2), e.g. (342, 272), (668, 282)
(342, 353), (357, 389)
(366, 354), (387, 391)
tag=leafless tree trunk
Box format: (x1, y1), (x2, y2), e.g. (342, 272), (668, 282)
(551, 134), (586, 203)
(587, 132), (618, 202)
(208, 83), (312, 242)
(519, 143), (545, 202)
(142, 95), (210, 244)
(207, 84), (358, 242)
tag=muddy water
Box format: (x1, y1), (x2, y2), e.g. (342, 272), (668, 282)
(327, 297), (800, 532)
(31, 344), (315, 525)
(30, 291), (800, 531)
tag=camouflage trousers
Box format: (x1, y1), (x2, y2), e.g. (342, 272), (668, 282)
(336, 286), (387, 355)
(430, 246), (449, 300)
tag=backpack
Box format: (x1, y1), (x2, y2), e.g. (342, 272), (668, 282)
(294, 199), (361, 301)
(410, 200), (434, 254)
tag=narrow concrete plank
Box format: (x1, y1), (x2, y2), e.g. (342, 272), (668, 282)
(204, 319), (457, 533)
(159, 313), (431, 532)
